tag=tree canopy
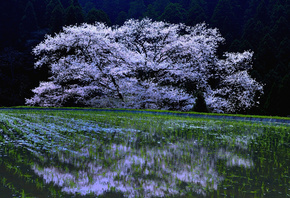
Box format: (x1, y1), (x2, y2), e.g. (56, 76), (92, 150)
(26, 19), (263, 113)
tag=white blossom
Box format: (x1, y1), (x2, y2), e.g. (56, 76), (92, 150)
(26, 19), (263, 112)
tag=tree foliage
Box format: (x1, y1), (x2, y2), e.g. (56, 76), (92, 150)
(26, 19), (263, 113)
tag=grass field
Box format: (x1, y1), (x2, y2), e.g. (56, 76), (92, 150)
(0, 108), (289, 197)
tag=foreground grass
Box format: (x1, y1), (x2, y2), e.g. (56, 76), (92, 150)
(0, 108), (289, 197)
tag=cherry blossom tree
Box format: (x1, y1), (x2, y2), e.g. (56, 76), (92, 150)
(26, 18), (263, 113)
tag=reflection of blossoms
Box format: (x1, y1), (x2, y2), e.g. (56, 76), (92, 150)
(217, 149), (254, 168)
(1, 112), (254, 197)
(32, 142), (253, 198)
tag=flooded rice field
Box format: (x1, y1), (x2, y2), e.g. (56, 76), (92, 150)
(0, 109), (289, 197)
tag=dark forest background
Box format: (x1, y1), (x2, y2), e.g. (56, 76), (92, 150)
(0, 0), (289, 116)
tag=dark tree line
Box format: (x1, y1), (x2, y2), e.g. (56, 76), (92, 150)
(0, 0), (289, 116)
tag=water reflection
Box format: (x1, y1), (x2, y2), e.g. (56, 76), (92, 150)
(0, 112), (258, 197)
(32, 142), (253, 197)
(217, 149), (253, 168)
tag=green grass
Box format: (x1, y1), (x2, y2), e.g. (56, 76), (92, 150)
(0, 108), (289, 197)
(2, 106), (290, 120)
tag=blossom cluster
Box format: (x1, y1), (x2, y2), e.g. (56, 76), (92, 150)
(26, 19), (263, 113)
